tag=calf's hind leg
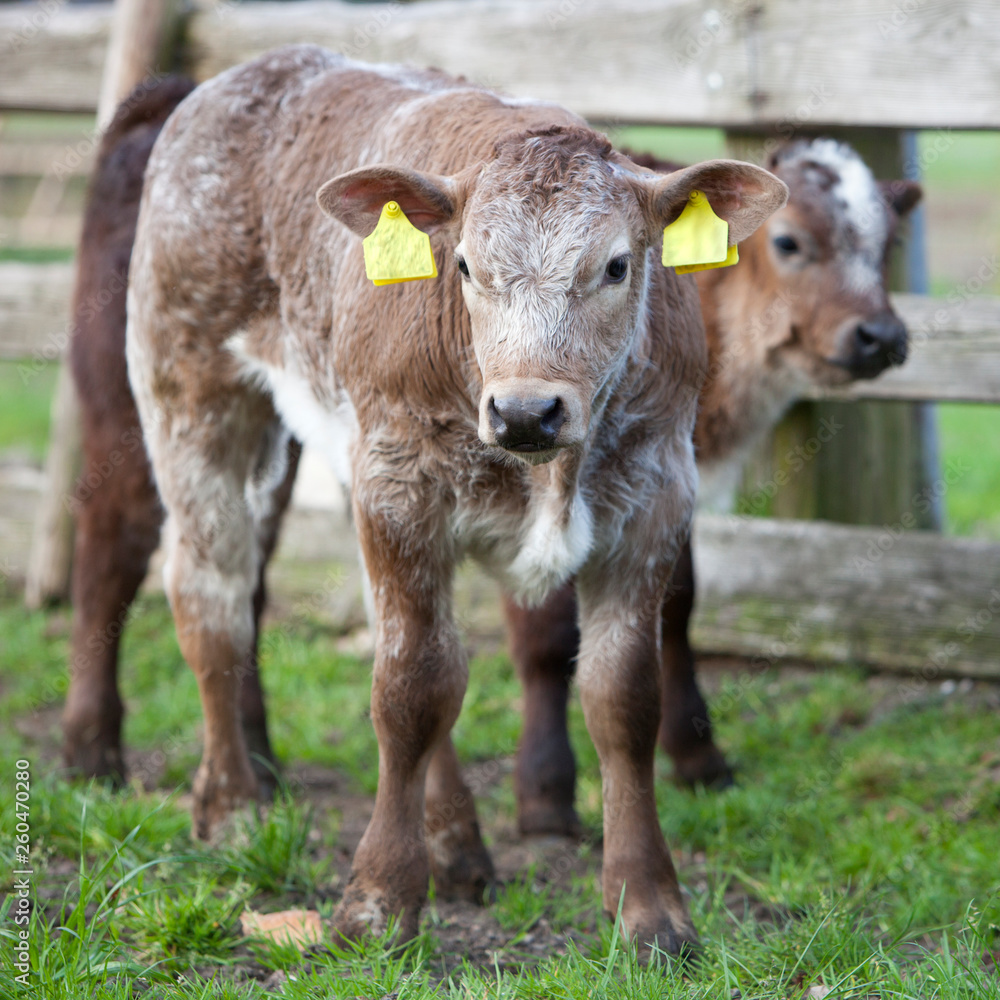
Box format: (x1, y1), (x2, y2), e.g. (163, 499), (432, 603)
(241, 434), (302, 793)
(63, 423), (161, 782)
(659, 539), (732, 788)
(148, 398), (281, 840)
(424, 735), (495, 901)
(505, 584), (581, 837)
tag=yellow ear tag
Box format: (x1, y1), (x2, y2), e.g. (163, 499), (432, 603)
(661, 190), (738, 273)
(362, 201), (438, 286)
(675, 243), (739, 274)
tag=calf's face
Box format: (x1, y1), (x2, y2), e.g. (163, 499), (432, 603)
(318, 128), (787, 461)
(757, 139), (921, 385)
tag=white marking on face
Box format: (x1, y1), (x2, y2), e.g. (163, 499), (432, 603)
(782, 139), (888, 294)
(457, 207), (639, 455)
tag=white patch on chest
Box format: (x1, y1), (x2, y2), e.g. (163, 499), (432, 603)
(226, 335), (357, 490)
(505, 489), (594, 604)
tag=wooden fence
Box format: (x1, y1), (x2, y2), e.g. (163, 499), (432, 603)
(1, 0), (998, 677)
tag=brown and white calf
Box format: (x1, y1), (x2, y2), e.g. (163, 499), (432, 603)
(509, 140), (921, 837)
(125, 45), (785, 951)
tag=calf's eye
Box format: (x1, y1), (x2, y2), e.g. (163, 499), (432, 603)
(773, 235), (800, 256)
(605, 255), (630, 283)
(456, 256), (470, 277)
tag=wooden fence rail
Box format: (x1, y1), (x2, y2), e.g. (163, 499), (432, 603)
(0, 262), (73, 362)
(2, 0), (999, 127)
(692, 515), (1000, 679)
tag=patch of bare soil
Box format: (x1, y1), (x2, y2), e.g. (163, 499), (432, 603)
(280, 761), (600, 978)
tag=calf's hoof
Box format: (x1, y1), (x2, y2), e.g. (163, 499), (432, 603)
(516, 795), (582, 839)
(615, 906), (700, 964)
(670, 742), (734, 790)
(63, 736), (127, 786)
(191, 764), (259, 843)
(333, 878), (422, 943)
(426, 820), (496, 903)
(632, 923), (701, 966)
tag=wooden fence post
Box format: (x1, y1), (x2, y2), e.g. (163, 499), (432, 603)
(727, 128), (941, 531)
(24, 0), (184, 608)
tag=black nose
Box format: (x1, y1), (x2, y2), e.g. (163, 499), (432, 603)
(488, 395), (565, 452)
(847, 312), (908, 378)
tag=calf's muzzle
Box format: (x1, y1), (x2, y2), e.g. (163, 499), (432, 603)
(478, 377), (586, 457)
(488, 394), (566, 453)
(843, 310), (908, 379)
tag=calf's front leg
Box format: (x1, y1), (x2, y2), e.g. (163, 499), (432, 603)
(575, 569), (699, 957)
(334, 502), (474, 942)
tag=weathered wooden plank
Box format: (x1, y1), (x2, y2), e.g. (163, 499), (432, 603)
(0, 262), (73, 362)
(691, 514), (1000, 679)
(0, 141), (95, 178)
(188, 0), (1000, 129)
(811, 294), (1000, 404)
(4, 0), (999, 127)
(0, 4), (112, 112)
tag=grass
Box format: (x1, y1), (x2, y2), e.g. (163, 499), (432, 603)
(0, 246), (75, 264)
(0, 111), (96, 140)
(1, 583), (998, 997)
(919, 131), (1000, 190)
(605, 125), (727, 163)
(0, 360), (58, 461)
(937, 403), (1000, 539)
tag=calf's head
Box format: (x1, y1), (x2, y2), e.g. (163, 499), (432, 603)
(318, 127), (787, 462)
(753, 138), (921, 384)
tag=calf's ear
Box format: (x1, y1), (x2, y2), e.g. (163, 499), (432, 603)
(878, 179), (922, 218)
(317, 165), (462, 237)
(631, 159), (789, 245)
